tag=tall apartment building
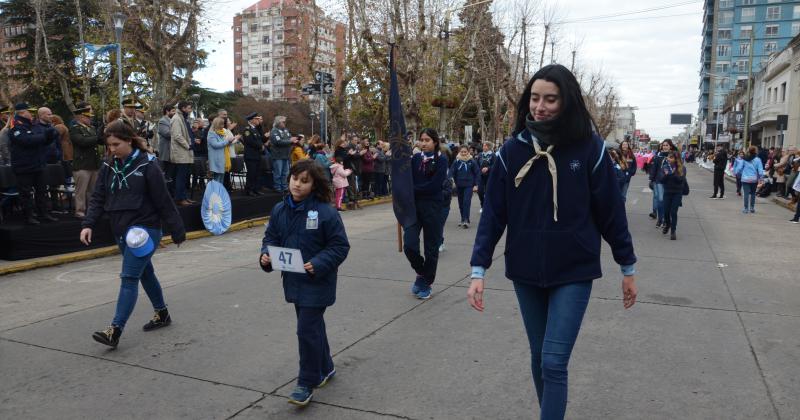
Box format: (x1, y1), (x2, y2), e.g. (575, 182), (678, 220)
(699, 0), (800, 132)
(233, 0), (345, 102)
(0, 19), (27, 99)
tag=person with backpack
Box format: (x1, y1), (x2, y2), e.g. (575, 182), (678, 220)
(734, 146), (765, 214)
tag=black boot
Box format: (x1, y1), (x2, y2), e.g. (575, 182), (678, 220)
(143, 308), (172, 331)
(670, 231), (677, 240)
(92, 325), (122, 348)
(662, 225), (669, 235)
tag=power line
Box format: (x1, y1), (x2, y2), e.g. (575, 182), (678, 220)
(559, 11), (697, 25)
(637, 101), (698, 110)
(555, 0), (700, 24)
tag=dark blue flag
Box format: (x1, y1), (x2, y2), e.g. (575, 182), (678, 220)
(389, 44), (416, 228)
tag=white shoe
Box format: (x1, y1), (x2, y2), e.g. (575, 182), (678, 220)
(438, 243), (445, 253)
(480, 208), (483, 213)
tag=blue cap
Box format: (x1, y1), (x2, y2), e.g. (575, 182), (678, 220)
(125, 227), (155, 257)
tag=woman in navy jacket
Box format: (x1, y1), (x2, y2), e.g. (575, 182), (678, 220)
(450, 145), (480, 227)
(81, 119), (186, 349)
(260, 159), (350, 406)
(467, 65), (638, 420)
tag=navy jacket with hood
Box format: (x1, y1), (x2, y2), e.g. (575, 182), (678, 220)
(82, 150), (186, 243)
(470, 131), (637, 287)
(451, 157), (480, 188)
(9, 115), (56, 173)
(411, 152), (449, 201)
(261, 196), (350, 307)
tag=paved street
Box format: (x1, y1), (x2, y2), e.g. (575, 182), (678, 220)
(1, 165), (798, 420)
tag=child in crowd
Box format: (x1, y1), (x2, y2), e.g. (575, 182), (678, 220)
(450, 145), (479, 227)
(608, 149), (630, 202)
(259, 159), (350, 406)
(330, 156), (352, 211)
(290, 136), (309, 166)
(313, 143), (331, 181)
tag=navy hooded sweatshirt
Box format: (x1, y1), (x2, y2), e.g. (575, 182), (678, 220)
(470, 131), (637, 287)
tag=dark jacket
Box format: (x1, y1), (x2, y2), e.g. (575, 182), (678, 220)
(361, 150), (375, 173)
(9, 115), (54, 173)
(40, 122), (62, 164)
(470, 131), (636, 288)
(662, 165), (686, 194)
(477, 151), (495, 178)
(82, 150), (186, 243)
(69, 120), (101, 171)
(649, 152), (669, 183)
(242, 124), (264, 160)
(412, 152), (448, 201)
(624, 156), (637, 178)
(260, 196), (350, 307)
(713, 152), (727, 171)
(269, 126), (292, 160)
(451, 157), (480, 188)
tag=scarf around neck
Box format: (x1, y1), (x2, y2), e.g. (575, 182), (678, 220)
(515, 128), (559, 222)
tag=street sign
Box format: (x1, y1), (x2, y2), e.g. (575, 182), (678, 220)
(314, 71), (333, 84)
(322, 83), (333, 94)
(302, 83), (321, 95)
(670, 114), (692, 125)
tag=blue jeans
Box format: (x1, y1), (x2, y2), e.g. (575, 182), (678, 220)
(742, 182), (757, 211)
(620, 181), (630, 203)
(174, 163), (190, 200)
(439, 196), (451, 246)
(653, 183), (665, 224)
(456, 186), (474, 223)
(272, 158), (289, 192)
(295, 305), (334, 388)
(513, 280), (593, 420)
(403, 198), (443, 285)
(663, 192), (682, 231)
(112, 227), (165, 330)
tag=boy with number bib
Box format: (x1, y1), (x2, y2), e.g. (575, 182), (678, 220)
(259, 159), (350, 406)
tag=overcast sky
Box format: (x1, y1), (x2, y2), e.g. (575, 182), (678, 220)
(195, 0), (703, 139)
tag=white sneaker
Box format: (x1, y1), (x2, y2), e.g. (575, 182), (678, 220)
(480, 208), (483, 213)
(438, 243), (445, 253)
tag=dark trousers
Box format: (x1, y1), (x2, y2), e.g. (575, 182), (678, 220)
(174, 164), (191, 200)
(439, 196), (451, 246)
(295, 305), (334, 388)
(713, 169), (725, 197)
(375, 172), (387, 196)
(478, 176), (489, 207)
(245, 158), (261, 193)
(361, 172), (374, 197)
(663, 192), (682, 232)
(15, 170), (48, 218)
(403, 198), (444, 285)
(456, 186), (474, 223)
(736, 175), (742, 194)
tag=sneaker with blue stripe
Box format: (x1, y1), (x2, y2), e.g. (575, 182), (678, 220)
(288, 385), (313, 406)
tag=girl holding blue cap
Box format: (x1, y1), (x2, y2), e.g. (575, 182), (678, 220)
(467, 65), (638, 420)
(260, 159), (350, 406)
(80, 119), (186, 349)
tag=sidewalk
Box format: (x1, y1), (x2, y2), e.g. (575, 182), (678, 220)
(1, 169), (798, 419)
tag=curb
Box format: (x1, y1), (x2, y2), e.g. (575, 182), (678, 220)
(0, 196), (394, 277)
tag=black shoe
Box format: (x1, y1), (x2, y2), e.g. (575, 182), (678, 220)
(92, 325), (122, 348)
(655, 223), (662, 228)
(662, 225), (669, 235)
(143, 308), (171, 331)
(25, 217), (41, 225)
(670, 231), (677, 240)
(709, 195), (717, 199)
(42, 214), (58, 222)
(649, 213), (656, 219)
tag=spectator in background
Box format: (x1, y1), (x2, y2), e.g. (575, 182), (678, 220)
(207, 117), (239, 184)
(290, 135), (309, 166)
(0, 106), (11, 164)
(374, 141), (388, 197)
(734, 145), (764, 214)
(476, 142), (495, 210)
(69, 103), (101, 218)
(269, 115), (292, 193)
(52, 114), (74, 193)
(169, 100), (195, 206)
(156, 105), (176, 194)
(361, 141), (376, 199)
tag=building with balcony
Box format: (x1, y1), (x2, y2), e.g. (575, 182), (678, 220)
(233, 0), (345, 102)
(0, 18), (27, 99)
(698, 0), (800, 132)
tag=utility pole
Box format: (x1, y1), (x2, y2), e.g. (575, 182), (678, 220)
(437, 11), (452, 135)
(744, 30), (755, 149)
(540, 24), (550, 68)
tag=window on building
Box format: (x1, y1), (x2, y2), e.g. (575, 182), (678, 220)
(742, 0), (755, 5)
(736, 60), (748, 72)
(274, 17), (283, 26)
(235, 65), (241, 70)
(263, 90), (271, 98)
(768, 0), (782, 3)
(276, 33), (283, 41)
(235, 51), (242, 57)
(262, 62), (270, 71)
(250, 23), (258, 32)
(741, 8), (756, 22)
(262, 76), (270, 84)
(793, 22), (800, 35)
(251, 77), (259, 85)
(236, 77), (241, 83)
(739, 42), (750, 55)
(263, 35), (270, 44)
(235, 38), (241, 43)
(781, 82), (787, 102)
(767, 88), (772, 103)
(795, 5), (800, 19)
(717, 45), (730, 57)
(720, 11), (734, 24)
(250, 54), (258, 59)
(718, 29), (732, 40)
(766, 25), (779, 37)
(715, 62), (730, 73)
(767, 6), (781, 20)
(720, 0), (733, 7)
(764, 41), (778, 53)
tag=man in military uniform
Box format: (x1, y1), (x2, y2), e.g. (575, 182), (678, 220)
(122, 98), (151, 145)
(242, 112), (265, 196)
(69, 102), (101, 218)
(9, 103), (59, 224)
(0, 106), (11, 165)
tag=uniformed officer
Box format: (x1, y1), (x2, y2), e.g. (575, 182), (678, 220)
(243, 112), (265, 196)
(9, 103), (59, 224)
(0, 105), (12, 165)
(70, 103), (101, 218)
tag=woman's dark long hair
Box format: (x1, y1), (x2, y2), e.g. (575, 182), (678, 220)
(419, 127), (441, 155)
(289, 159), (332, 203)
(512, 64), (595, 143)
(104, 119), (149, 155)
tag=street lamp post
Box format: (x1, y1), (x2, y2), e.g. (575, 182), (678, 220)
(310, 112), (316, 137)
(112, 12), (127, 110)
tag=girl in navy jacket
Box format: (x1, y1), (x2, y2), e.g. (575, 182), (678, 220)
(260, 159), (350, 406)
(81, 120), (186, 349)
(467, 65), (638, 420)
(450, 145), (480, 227)
(404, 128), (448, 300)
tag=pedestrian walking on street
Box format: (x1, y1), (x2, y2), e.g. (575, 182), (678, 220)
(734, 150), (744, 196)
(451, 145), (479, 228)
(259, 159), (350, 407)
(710, 145), (727, 199)
(661, 151), (687, 240)
(467, 64), (638, 420)
(81, 119), (186, 349)
(649, 139), (675, 228)
(619, 139), (637, 202)
(476, 142), (495, 210)
(733, 146), (764, 214)
(404, 128), (448, 300)
(439, 144), (454, 253)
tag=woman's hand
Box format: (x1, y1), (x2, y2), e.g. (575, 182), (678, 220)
(304, 262), (315, 274)
(80, 228), (92, 245)
(260, 253), (271, 266)
(472, 186), (478, 192)
(622, 275), (637, 309)
(467, 278), (485, 312)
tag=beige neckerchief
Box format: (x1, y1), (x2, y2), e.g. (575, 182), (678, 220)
(514, 135), (558, 222)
